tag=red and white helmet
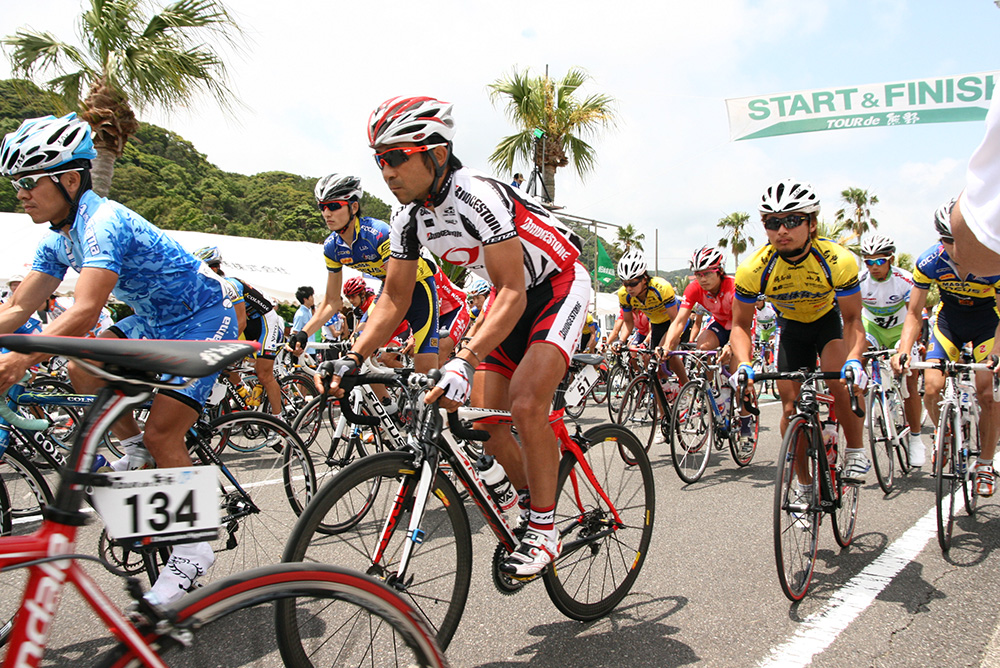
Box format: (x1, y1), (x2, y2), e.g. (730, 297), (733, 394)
(759, 179), (821, 215)
(343, 277), (368, 297)
(690, 246), (725, 272)
(367, 97), (456, 148)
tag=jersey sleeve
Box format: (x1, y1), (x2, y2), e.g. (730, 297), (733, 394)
(911, 248), (937, 290)
(389, 207), (422, 261)
(323, 234), (343, 272)
(734, 250), (766, 304)
(828, 244), (860, 296)
(680, 281), (700, 311)
(617, 286), (631, 313)
(31, 234), (70, 281)
(78, 210), (129, 275)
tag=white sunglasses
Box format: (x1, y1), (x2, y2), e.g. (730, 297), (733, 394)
(10, 168), (82, 192)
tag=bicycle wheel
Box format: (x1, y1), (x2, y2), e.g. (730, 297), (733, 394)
(934, 404), (959, 552)
(773, 416), (820, 601)
(282, 451), (472, 649)
(885, 386), (911, 475)
(617, 376), (658, 450)
(277, 372), (320, 419)
(292, 394), (385, 493)
(196, 412), (316, 577)
(728, 394), (760, 467)
(832, 442), (859, 548)
(1, 437), (54, 533)
(670, 382), (712, 483)
(564, 393), (586, 419)
(867, 389), (895, 495)
(543, 424), (655, 620)
(590, 367), (609, 404)
(606, 365), (630, 421)
(23, 377), (83, 449)
(97, 563), (448, 668)
(961, 401), (980, 516)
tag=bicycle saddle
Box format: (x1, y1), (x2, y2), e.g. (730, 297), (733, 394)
(0, 334), (258, 378)
(572, 353), (603, 366)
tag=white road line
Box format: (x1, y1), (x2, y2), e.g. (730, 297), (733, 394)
(758, 502), (939, 667)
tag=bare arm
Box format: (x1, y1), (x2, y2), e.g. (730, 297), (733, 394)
(836, 291), (867, 362)
(0, 270), (61, 333)
(663, 305), (693, 352)
(302, 271), (344, 339)
(730, 299), (756, 368)
(352, 261), (416, 360)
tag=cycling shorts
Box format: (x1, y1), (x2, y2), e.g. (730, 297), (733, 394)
(481, 262), (590, 380)
(863, 320), (903, 350)
(440, 305), (471, 345)
(651, 321), (672, 348)
(704, 319), (731, 347)
(757, 322), (777, 342)
(109, 300), (238, 410)
(368, 275), (439, 355)
(243, 310), (285, 359)
(927, 306), (999, 363)
(577, 332), (592, 352)
(777, 306), (843, 373)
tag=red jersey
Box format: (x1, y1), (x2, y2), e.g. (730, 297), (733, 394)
(680, 275), (735, 330)
(622, 307), (650, 336)
(434, 268), (466, 314)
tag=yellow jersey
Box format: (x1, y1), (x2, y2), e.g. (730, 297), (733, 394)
(734, 238), (860, 323)
(617, 276), (677, 325)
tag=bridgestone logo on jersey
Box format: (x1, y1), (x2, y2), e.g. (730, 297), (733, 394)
(427, 229), (463, 241)
(560, 301), (582, 339)
(521, 220), (573, 263)
(454, 186), (502, 236)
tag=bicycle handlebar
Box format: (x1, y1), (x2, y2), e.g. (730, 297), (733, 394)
(3, 375), (52, 431)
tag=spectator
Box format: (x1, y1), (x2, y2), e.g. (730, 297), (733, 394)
(511, 173), (524, 188)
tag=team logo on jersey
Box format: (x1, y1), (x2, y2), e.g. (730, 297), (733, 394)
(442, 247), (480, 265)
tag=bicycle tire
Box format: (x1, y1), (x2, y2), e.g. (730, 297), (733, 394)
(96, 563), (449, 668)
(867, 389), (895, 495)
(23, 377), (84, 449)
(961, 401), (980, 516)
(192, 412), (316, 578)
(773, 416), (820, 601)
(0, 475), (16, 647)
(617, 376), (658, 451)
(282, 450), (472, 650)
(728, 393), (759, 467)
(605, 365), (630, 421)
(277, 372), (319, 420)
(564, 394), (586, 419)
(543, 424), (655, 620)
(1, 437), (54, 532)
(935, 404), (958, 552)
(590, 367), (609, 404)
(670, 381), (712, 483)
(886, 387), (912, 475)
(832, 439), (859, 548)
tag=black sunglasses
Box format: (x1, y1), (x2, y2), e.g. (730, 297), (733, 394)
(762, 213), (810, 231)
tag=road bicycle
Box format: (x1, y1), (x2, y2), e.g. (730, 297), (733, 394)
(604, 344), (642, 420)
(864, 348), (912, 494)
(0, 333), (448, 667)
(616, 347), (682, 450)
(562, 353), (606, 419)
(908, 355), (997, 552)
(748, 368), (863, 601)
(669, 350), (760, 484)
(282, 366), (655, 650)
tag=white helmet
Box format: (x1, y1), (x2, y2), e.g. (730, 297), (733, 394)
(464, 276), (492, 296)
(367, 96), (456, 148)
(0, 113), (96, 176)
(759, 179), (821, 215)
(934, 198), (957, 241)
(314, 173), (363, 203)
(859, 234), (895, 257)
(690, 246), (725, 272)
(616, 250), (647, 281)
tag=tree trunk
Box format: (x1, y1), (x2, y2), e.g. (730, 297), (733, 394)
(543, 164), (557, 204)
(91, 146), (116, 197)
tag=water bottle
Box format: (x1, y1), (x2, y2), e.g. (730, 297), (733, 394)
(716, 386), (732, 412)
(660, 377), (679, 402)
(477, 456), (517, 512)
(249, 384), (265, 407)
(236, 384), (250, 398)
(822, 420), (838, 466)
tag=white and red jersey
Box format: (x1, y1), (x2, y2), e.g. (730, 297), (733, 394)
(390, 167), (582, 289)
(680, 275), (735, 330)
(434, 268), (466, 314)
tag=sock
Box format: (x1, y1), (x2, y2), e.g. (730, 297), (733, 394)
(527, 503), (555, 541)
(978, 458), (993, 469)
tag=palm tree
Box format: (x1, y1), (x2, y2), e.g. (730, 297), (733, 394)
(717, 212), (754, 266)
(834, 187), (879, 244)
(816, 218), (859, 253)
(488, 67), (618, 204)
(616, 224), (645, 252)
(3, 0), (243, 196)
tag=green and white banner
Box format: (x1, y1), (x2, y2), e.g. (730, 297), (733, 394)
(726, 71), (998, 141)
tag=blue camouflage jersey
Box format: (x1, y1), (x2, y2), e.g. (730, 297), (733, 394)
(324, 216), (434, 280)
(32, 190), (227, 327)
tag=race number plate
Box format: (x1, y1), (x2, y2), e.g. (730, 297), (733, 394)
(563, 364), (600, 407)
(91, 467), (219, 543)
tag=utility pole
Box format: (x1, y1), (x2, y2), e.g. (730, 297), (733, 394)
(554, 212), (620, 317)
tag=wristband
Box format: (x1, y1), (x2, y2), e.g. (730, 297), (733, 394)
(345, 350), (364, 366)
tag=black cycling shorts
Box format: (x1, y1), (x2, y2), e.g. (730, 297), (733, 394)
(777, 306), (843, 373)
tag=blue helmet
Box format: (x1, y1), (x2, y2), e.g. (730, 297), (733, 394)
(0, 113), (97, 177)
(464, 276), (492, 297)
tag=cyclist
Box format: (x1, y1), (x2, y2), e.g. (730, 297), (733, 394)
(435, 267), (470, 362)
(891, 200), (1000, 496)
(857, 233), (927, 467)
(578, 311), (599, 353)
(754, 296), (777, 345)
(321, 96), (589, 577)
(0, 114), (238, 605)
(664, 246), (755, 449)
(288, 173), (439, 373)
(195, 247), (289, 424)
(730, 179), (869, 483)
(463, 276), (493, 339)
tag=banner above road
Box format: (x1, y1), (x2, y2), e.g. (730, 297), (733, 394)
(726, 71), (998, 141)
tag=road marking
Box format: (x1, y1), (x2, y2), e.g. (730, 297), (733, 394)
(758, 502), (938, 667)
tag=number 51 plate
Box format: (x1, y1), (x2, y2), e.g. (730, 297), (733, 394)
(91, 467), (220, 544)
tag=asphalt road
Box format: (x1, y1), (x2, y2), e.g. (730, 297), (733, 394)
(11, 397), (1000, 667)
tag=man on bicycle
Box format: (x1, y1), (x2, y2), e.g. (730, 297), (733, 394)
(664, 246), (755, 449)
(730, 179), (869, 482)
(321, 96), (589, 576)
(857, 233), (927, 467)
(892, 200), (1000, 496)
(0, 114), (238, 605)
(288, 173), (439, 374)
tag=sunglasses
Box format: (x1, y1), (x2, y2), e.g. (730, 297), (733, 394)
(622, 279), (643, 288)
(10, 168), (82, 193)
(864, 258), (889, 267)
(373, 143), (446, 170)
(762, 213), (810, 231)
(318, 200), (349, 212)
(693, 270), (716, 278)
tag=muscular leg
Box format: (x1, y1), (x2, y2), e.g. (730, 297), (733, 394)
(922, 368), (945, 428)
(904, 370), (924, 434)
(67, 330), (141, 441)
(142, 394), (199, 468)
(255, 356), (281, 416)
(975, 369), (1000, 461)
(472, 370), (527, 491)
(820, 338), (863, 449)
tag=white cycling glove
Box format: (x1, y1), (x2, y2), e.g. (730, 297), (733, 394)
(841, 359), (868, 391)
(435, 357), (475, 404)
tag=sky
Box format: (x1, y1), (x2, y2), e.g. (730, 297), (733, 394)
(2, 0), (999, 272)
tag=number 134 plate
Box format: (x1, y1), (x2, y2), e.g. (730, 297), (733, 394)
(91, 467), (220, 544)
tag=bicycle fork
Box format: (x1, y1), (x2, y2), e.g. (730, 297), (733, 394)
(372, 455), (438, 590)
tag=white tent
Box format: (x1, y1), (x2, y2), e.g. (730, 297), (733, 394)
(0, 212), (378, 304)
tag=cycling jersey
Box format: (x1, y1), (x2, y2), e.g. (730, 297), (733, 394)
(859, 265), (913, 330)
(390, 167), (582, 290)
(680, 275), (735, 330)
(624, 307), (650, 337)
(618, 276), (677, 325)
(912, 243), (1000, 313)
(40, 296), (114, 337)
(33, 190), (229, 328)
(734, 238), (860, 323)
(434, 268), (466, 314)
(582, 313), (598, 336)
(327, 216), (436, 281)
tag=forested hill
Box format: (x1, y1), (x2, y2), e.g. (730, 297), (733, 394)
(0, 79), (390, 243)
